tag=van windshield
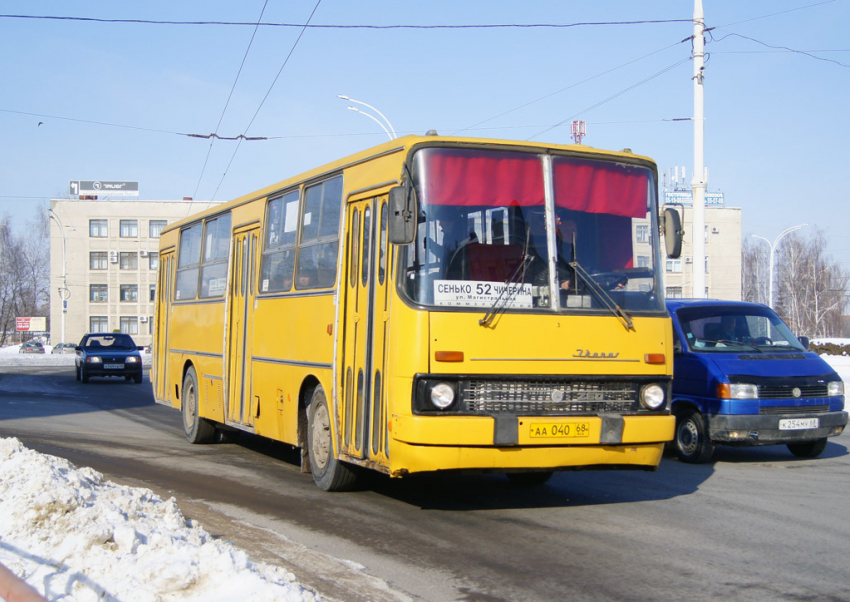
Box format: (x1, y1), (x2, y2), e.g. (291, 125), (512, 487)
(676, 306), (806, 353)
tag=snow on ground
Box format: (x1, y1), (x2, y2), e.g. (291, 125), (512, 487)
(0, 438), (320, 602)
(1, 340), (848, 601)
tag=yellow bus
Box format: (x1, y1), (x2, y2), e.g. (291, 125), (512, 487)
(152, 134), (683, 490)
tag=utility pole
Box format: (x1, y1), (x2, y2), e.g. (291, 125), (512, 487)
(692, 0), (707, 298)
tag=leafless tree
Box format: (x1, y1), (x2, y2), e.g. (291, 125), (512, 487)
(773, 230), (849, 338)
(741, 236), (770, 305)
(0, 210), (50, 344)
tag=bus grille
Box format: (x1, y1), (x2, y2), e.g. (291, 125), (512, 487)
(757, 384), (828, 399)
(462, 380), (638, 414)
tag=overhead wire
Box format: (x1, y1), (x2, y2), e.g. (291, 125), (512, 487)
(0, 14), (691, 29)
(526, 57), (691, 141)
(210, 0), (323, 201)
(193, 0), (269, 200)
(708, 31), (850, 68)
(452, 38), (688, 136)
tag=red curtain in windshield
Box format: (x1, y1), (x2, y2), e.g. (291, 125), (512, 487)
(421, 149), (544, 206)
(553, 158), (648, 218)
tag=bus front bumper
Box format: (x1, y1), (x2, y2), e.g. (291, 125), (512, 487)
(388, 413), (674, 475)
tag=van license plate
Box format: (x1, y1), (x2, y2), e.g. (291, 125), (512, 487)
(779, 418), (819, 430)
(529, 422), (591, 438)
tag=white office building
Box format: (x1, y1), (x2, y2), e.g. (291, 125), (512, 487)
(48, 199), (220, 347)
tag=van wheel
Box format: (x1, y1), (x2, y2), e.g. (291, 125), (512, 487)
(307, 386), (357, 491)
(182, 367), (216, 444)
(675, 409), (714, 463)
(787, 438), (827, 458)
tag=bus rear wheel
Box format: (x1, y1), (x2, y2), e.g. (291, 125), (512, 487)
(307, 386), (357, 491)
(182, 367), (216, 444)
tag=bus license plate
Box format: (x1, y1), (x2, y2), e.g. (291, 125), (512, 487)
(779, 418), (819, 430)
(529, 422), (591, 438)
(104, 364), (123, 369)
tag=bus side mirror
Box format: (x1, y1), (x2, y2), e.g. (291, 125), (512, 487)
(388, 185), (417, 245)
(662, 207), (683, 258)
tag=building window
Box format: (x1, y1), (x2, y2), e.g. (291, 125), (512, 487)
(149, 252), (159, 270)
(120, 316), (139, 335)
(148, 317), (154, 335)
(120, 220), (138, 238)
(120, 252), (138, 270)
(635, 224), (649, 244)
(149, 220), (167, 238)
(666, 258), (683, 273)
(666, 286), (683, 298)
(89, 219), (108, 238)
(636, 255), (651, 268)
(90, 252), (108, 270)
(150, 284), (156, 302)
(90, 284), (108, 302)
(90, 316), (108, 332)
(120, 284), (139, 302)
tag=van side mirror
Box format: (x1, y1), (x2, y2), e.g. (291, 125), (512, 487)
(798, 336), (810, 350)
(388, 185), (417, 245)
(662, 207), (683, 258)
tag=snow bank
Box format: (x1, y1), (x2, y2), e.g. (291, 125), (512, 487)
(0, 438), (319, 602)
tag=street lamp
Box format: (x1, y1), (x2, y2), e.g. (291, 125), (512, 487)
(337, 94), (397, 140)
(752, 223), (807, 309)
(47, 209), (71, 344)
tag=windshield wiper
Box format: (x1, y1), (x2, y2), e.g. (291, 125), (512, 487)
(479, 253), (534, 327)
(569, 259), (634, 331)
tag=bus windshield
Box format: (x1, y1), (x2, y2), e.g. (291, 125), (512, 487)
(401, 147), (663, 313)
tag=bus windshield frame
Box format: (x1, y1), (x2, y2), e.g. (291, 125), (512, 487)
(399, 146), (665, 315)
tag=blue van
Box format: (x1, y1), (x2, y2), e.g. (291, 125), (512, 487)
(667, 299), (847, 463)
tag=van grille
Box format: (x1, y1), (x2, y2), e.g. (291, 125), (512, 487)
(757, 384), (828, 399)
(759, 405), (829, 415)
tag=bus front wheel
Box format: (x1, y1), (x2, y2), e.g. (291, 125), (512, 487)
(307, 386), (357, 491)
(182, 367), (216, 444)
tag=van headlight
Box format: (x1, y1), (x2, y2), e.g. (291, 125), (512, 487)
(828, 381), (844, 396)
(640, 384), (665, 410)
(430, 383), (456, 409)
(716, 383), (758, 399)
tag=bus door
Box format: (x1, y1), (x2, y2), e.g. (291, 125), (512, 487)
(341, 196), (391, 460)
(154, 251), (175, 402)
(226, 226), (260, 429)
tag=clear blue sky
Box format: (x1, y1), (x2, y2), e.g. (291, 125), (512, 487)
(1, 1), (848, 268)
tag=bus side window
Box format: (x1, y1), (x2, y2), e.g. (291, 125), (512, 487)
(297, 176), (342, 289)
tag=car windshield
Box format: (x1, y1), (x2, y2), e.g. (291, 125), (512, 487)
(85, 335), (136, 350)
(675, 305), (806, 353)
(400, 147), (663, 314)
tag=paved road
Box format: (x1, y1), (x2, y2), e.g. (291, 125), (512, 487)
(2, 365), (849, 602)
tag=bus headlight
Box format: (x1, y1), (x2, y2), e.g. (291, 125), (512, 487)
(430, 383), (456, 410)
(828, 381), (844, 396)
(640, 384), (665, 410)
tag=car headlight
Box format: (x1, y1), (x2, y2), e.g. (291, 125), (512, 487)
(828, 381), (844, 397)
(639, 384), (665, 410)
(717, 383), (758, 399)
(87, 356), (102, 364)
(125, 356), (139, 364)
(430, 383), (456, 410)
